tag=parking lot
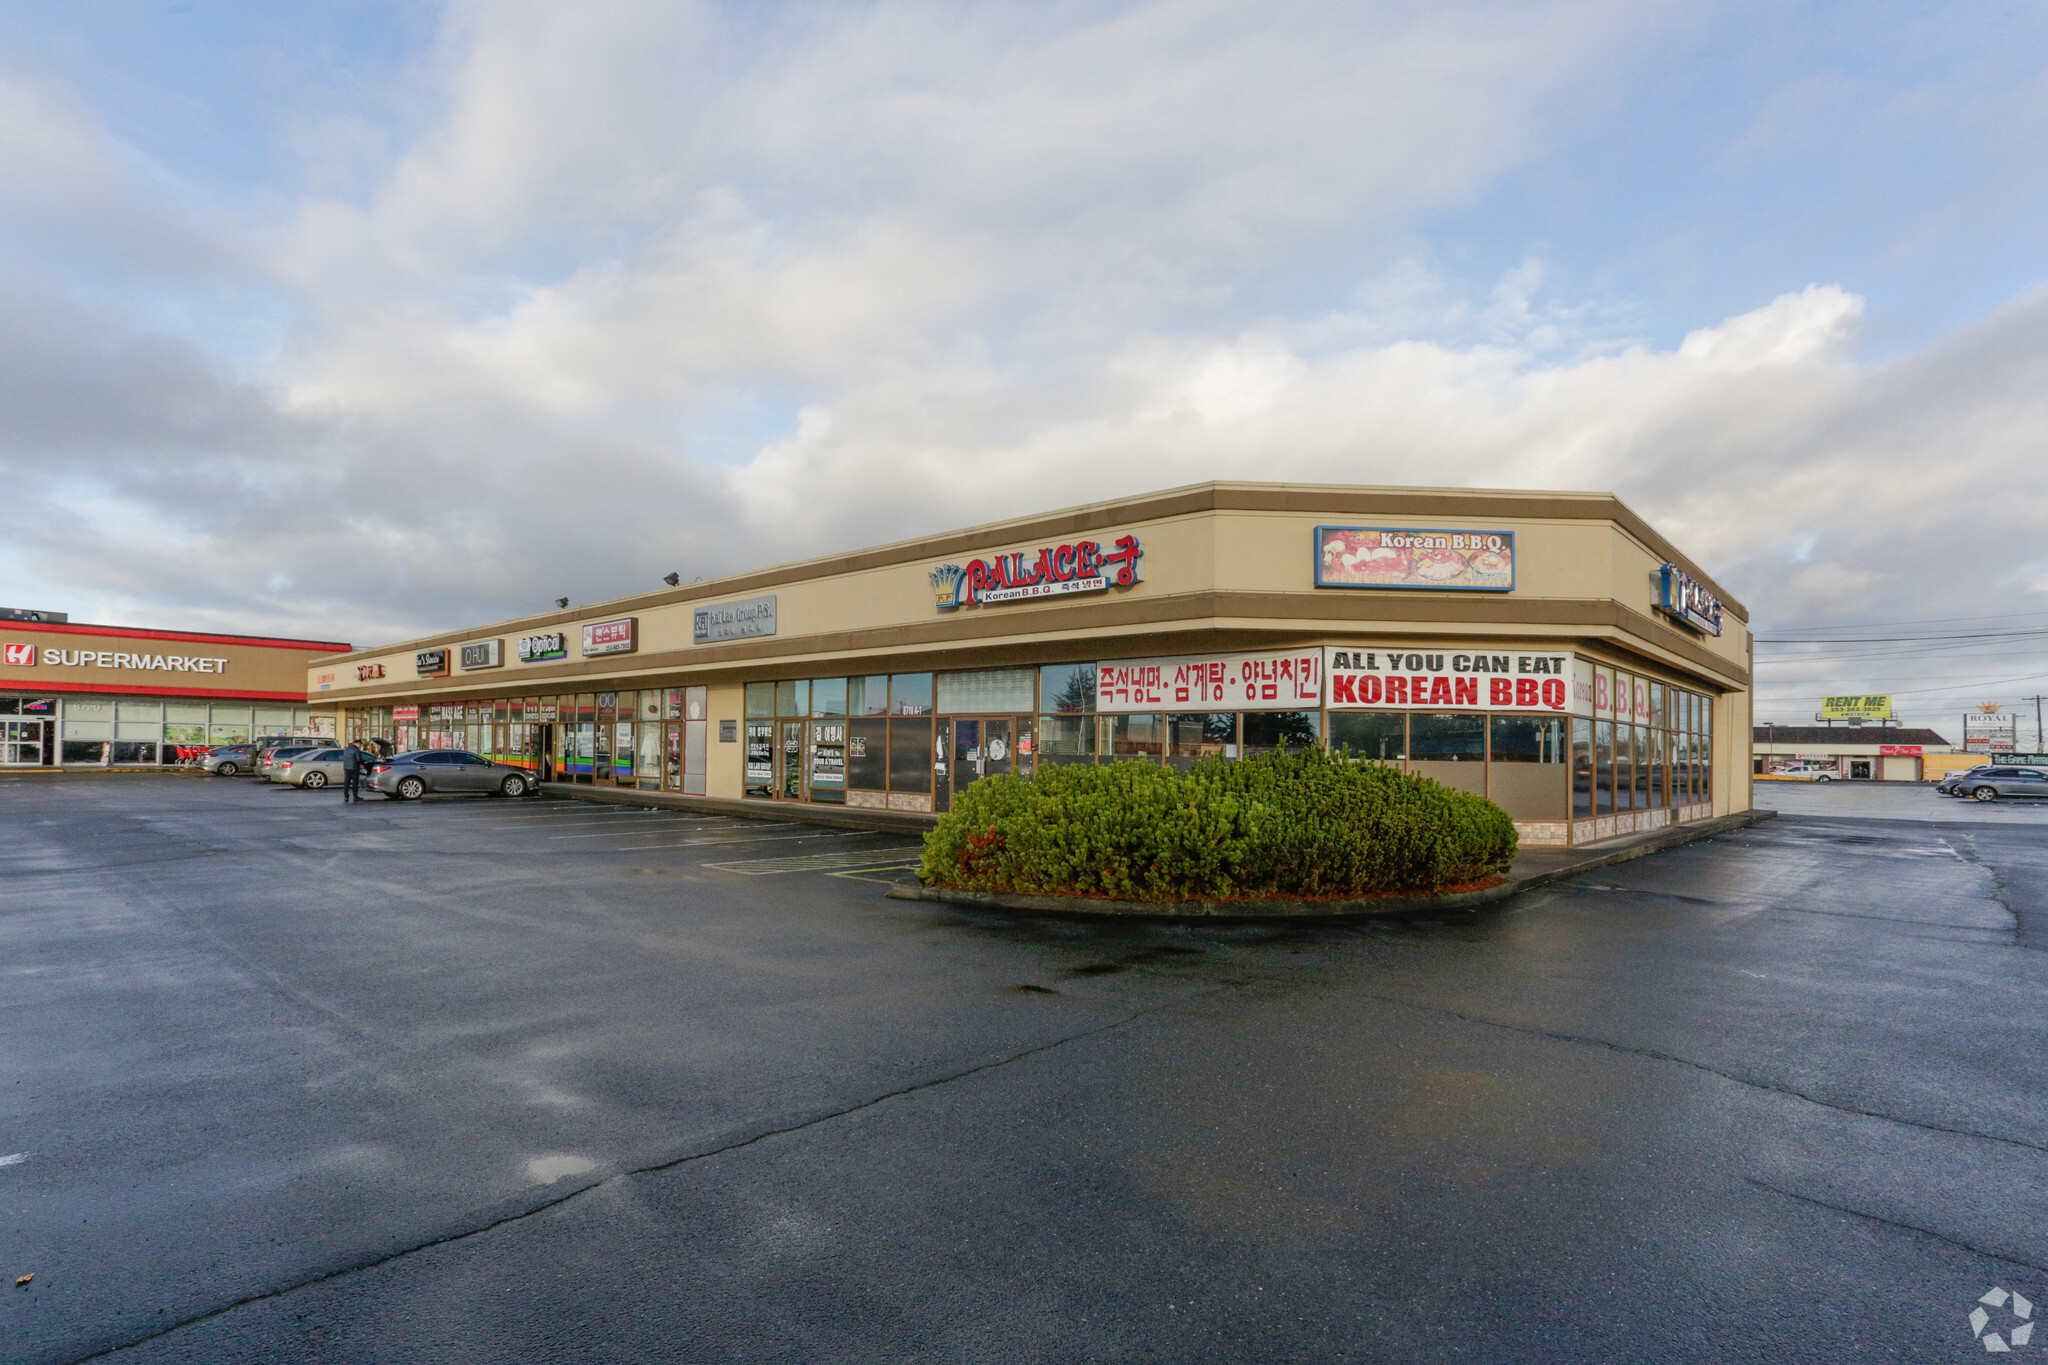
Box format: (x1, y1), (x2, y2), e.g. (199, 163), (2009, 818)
(3, 774), (2045, 1363)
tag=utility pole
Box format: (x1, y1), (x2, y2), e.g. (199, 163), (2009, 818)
(2028, 696), (2048, 756)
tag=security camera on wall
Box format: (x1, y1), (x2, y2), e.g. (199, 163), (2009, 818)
(554, 597), (569, 609)
(663, 573), (681, 586)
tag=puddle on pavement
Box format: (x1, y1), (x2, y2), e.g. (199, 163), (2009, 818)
(524, 1155), (598, 1183)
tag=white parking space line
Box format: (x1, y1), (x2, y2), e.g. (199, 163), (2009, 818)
(704, 846), (925, 874)
(632, 831), (879, 851)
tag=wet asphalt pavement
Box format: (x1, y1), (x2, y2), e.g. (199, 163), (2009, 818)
(1, 775), (2045, 1363)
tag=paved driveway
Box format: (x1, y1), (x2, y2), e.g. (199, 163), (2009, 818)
(2, 776), (2044, 1362)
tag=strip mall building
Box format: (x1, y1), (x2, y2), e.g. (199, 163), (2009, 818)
(0, 616), (347, 768)
(310, 483), (1753, 847)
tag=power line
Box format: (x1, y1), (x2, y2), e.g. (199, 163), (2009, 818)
(1755, 608), (2048, 632)
(1755, 670), (2048, 699)
(1744, 634), (2048, 650)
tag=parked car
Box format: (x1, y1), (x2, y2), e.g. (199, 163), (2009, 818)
(368, 749), (536, 800)
(1952, 767), (2048, 801)
(275, 748), (349, 789)
(1935, 766), (1993, 796)
(257, 744), (330, 782)
(1764, 765), (1836, 782)
(200, 744), (258, 776)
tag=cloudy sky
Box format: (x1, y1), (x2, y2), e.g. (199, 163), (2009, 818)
(5, 0), (2048, 734)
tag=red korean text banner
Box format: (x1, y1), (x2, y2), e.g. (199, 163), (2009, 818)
(1097, 650), (1322, 713)
(1325, 646), (1573, 712)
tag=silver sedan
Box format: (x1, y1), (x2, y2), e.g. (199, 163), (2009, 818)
(368, 749), (536, 800)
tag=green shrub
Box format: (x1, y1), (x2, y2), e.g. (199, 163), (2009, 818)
(919, 747), (1517, 902)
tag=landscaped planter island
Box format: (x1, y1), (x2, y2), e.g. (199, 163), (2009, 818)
(901, 749), (1518, 917)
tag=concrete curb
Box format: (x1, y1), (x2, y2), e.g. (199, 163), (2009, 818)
(885, 808), (1777, 920)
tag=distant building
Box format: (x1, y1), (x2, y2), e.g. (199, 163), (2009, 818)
(1752, 726), (1954, 781)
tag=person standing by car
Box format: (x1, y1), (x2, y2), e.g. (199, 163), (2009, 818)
(340, 741), (366, 804)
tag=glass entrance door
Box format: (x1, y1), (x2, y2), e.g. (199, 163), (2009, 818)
(778, 720), (805, 799)
(952, 718), (1013, 790)
(0, 719), (47, 766)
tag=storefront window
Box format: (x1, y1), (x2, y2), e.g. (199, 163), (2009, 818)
(1167, 713), (1236, 769)
(1633, 727), (1652, 809)
(1328, 712), (1405, 763)
(1409, 712), (1484, 795)
(888, 717), (934, 793)
(1594, 720), (1615, 815)
(746, 683), (775, 718)
(937, 667), (1035, 714)
(775, 679), (809, 718)
(810, 678), (848, 718)
(1572, 718), (1593, 818)
(1037, 715), (1094, 766)
(850, 676), (890, 717)
(890, 673), (934, 715)
(808, 720), (846, 802)
(1243, 711), (1320, 758)
(1411, 713), (1484, 762)
(1039, 663), (1095, 714)
(1491, 715), (1568, 820)
(744, 720), (774, 797)
(847, 717), (889, 790)
(1100, 714), (1164, 762)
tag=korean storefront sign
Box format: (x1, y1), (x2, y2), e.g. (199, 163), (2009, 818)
(694, 594), (777, 644)
(1657, 564), (1724, 636)
(1879, 744), (1923, 757)
(392, 704), (420, 721)
(1096, 649), (1322, 713)
(459, 639), (502, 670)
(1819, 694), (1892, 721)
(355, 663), (384, 681)
(517, 632), (566, 663)
(581, 618), (638, 657)
(930, 535), (1143, 610)
(416, 648), (450, 678)
(1315, 528), (1515, 591)
(1326, 646), (1572, 711)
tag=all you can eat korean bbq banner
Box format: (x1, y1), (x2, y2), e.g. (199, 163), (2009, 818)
(1325, 646), (1576, 713)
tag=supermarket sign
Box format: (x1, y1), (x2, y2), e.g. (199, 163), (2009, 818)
(1096, 649), (1321, 713)
(1326, 646), (1573, 712)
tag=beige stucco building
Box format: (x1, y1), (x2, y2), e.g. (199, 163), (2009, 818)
(310, 482), (1752, 847)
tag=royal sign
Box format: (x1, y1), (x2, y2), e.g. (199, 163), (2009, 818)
(1326, 646), (1572, 711)
(1658, 564), (1724, 636)
(1096, 649), (1321, 713)
(931, 536), (1143, 610)
(581, 618), (637, 657)
(517, 632), (567, 662)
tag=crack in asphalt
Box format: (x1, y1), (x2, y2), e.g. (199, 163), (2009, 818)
(1355, 990), (2048, 1159)
(72, 987), (1221, 1362)
(1941, 832), (2048, 954)
(1743, 1178), (2048, 1275)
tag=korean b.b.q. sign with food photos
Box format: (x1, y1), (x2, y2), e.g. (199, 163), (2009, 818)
(1315, 527), (1514, 591)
